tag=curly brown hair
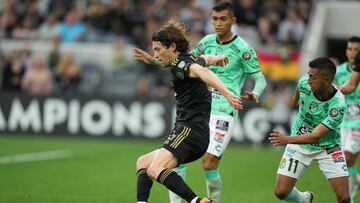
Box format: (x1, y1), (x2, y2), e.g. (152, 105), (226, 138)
(152, 20), (189, 53)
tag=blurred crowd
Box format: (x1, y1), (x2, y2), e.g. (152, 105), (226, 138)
(0, 0), (311, 101)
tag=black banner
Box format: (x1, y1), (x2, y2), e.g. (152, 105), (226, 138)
(0, 93), (295, 143)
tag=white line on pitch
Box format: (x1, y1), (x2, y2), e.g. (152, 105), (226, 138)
(0, 149), (73, 165)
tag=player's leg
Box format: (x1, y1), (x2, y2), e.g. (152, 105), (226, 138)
(341, 128), (360, 200)
(169, 164), (187, 203)
(275, 145), (313, 202)
(161, 123), (211, 203)
(136, 149), (160, 202)
(147, 147), (201, 203)
(328, 177), (351, 203)
(203, 114), (235, 203)
(319, 145), (351, 202)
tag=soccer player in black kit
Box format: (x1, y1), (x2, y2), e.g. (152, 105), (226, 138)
(135, 20), (242, 203)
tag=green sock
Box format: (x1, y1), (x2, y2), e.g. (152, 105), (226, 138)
(284, 187), (301, 202)
(348, 166), (359, 200)
(205, 169), (222, 203)
(283, 187), (311, 202)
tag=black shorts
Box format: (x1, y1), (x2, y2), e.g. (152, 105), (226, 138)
(162, 122), (209, 165)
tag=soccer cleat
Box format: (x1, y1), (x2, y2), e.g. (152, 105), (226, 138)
(305, 191), (314, 203)
(196, 197), (213, 203)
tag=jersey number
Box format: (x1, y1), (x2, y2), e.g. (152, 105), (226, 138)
(288, 158), (299, 173)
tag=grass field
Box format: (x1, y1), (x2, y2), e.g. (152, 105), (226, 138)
(0, 135), (358, 203)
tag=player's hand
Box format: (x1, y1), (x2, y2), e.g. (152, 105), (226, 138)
(213, 55), (229, 67)
(227, 94), (243, 110)
(268, 130), (289, 146)
(133, 48), (156, 65)
(240, 91), (259, 103)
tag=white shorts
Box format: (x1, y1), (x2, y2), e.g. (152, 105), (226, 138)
(341, 128), (360, 154)
(277, 144), (349, 179)
(207, 114), (236, 157)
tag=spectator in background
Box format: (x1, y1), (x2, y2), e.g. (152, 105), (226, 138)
(38, 14), (60, 40)
(111, 36), (132, 70)
(59, 10), (85, 43)
(267, 80), (293, 135)
(22, 57), (53, 95)
(255, 15), (276, 51)
(277, 8), (305, 48)
(12, 14), (38, 39)
(234, 0), (259, 28)
(55, 54), (81, 95)
(1, 50), (25, 92)
(0, 10), (17, 38)
(47, 39), (61, 71)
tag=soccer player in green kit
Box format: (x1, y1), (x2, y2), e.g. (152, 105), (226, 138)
(340, 50), (360, 94)
(334, 36), (360, 201)
(269, 57), (351, 203)
(134, 2), (266, 203)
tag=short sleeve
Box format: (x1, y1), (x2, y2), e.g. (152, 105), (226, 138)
(240, 45), (261, 74)
(171, 54), (206, 80)
(322, 106), (346, 130)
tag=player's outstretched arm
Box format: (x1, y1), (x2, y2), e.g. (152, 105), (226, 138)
(189, 64), (243, 110)
(268, 124), (330, 146)
(133, 48), (156, 65)
(240, 71), (266, 103)
(201, 55), (229, 67)
(339, 71), (360, 94)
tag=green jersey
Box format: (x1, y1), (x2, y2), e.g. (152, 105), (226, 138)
(334, 62), (360, 129)
(292, 74), (347, 150)
(192, 34), (261, 119)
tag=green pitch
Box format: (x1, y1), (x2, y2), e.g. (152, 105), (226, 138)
(0, 135), (358, 203)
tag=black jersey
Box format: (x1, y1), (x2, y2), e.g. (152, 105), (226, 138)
(170, 53), (211, 124)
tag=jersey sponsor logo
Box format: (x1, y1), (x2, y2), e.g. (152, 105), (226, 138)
(309, 102), (318, 112)
(215, 144), (222, 153)
(215, 132), (225, 138)
(330, 151), (345, 163)
(242, 52), (251, 61)
(175, 70), (185, 80)
(219, 107), (227, 113)
(325, 145), (341, 154)
(342, 164), (348, 172)
(216, 120), (229, 131)
(213, 132), (225, 143)
(285, 146), (296, 157)
(177, 61), (186, 69)
(325, 119), (337, 128)
(215, 48), (223, 55)
(297, 125), (311, 135)
(300, 87), (311, 96)
(330, 108), (338, 117)
(279, 158), (287, 169)
(323, 103), (330, 113)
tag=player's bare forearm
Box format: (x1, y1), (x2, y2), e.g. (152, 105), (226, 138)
(201, 55), (228, 67)
(269, 124), (329, 146)
(340, 72), (360, 94)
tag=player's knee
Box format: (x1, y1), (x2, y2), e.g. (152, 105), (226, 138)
(136, 155), (148, 170)
(146, 164), (159, 180)
(274, 188), (288, 200)
(336, 193), (351, 203)
(202, 156), (220, 170)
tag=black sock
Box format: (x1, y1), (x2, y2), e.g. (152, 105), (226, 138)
(136, 168), (153, 201)
(157, 168), (197, 202)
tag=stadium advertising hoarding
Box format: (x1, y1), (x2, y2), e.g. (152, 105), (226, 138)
(0, 93), (294, 144)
